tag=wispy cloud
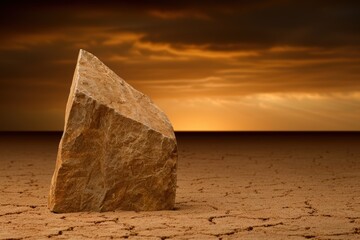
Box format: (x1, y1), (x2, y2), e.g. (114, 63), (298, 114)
(0, 1), (359, 130)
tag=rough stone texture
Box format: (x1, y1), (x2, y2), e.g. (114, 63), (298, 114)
(48, 49), (177, 212)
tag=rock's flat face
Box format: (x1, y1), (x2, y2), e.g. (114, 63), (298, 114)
(48, 50), (177, 213)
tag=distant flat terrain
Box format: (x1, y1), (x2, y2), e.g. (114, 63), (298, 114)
(0, 132), (360, 239)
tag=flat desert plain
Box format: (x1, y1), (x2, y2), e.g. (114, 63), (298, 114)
(0, 132), (359, 239)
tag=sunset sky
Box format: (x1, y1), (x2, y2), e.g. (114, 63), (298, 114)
(1, 1), (360, 131)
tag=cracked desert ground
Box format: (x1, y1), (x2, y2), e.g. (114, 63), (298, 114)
(1, 132), (359, 239)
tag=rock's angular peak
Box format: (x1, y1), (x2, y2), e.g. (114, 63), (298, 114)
(48, 49), (177, 213)
(73, 49), (174, 139)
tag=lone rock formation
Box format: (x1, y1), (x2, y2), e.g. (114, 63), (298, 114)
(48, 50), (177, 212)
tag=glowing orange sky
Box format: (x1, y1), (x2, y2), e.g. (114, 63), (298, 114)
(0, 1), (360, 131)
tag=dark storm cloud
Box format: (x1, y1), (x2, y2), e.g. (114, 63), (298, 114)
(141, 1), (360, 49)
(1, 1), (360, 49)
(0, 0), (359, 130)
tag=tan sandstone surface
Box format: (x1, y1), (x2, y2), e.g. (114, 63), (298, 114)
(49, 49), (177, 213)
(1, 132), (360, 239)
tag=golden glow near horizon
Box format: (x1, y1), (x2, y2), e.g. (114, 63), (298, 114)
(0, 2), (360, 131)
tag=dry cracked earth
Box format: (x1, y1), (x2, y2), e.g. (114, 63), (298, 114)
(0, 132), (359, 239)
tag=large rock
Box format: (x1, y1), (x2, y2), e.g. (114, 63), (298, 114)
(48, 50), (177, 212)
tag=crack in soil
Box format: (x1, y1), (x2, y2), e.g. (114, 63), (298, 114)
(289, 228), (360, 239)
(0, 210), (29, 217)
(304, 201), (317, 215)
(47, 226), (74, 238)
(215, 221), (284, 238)
(120, 223), (137, 238)
(207, 214), (270, 224)
(0, 204), (45, 208)
(93, 217), (119, 225)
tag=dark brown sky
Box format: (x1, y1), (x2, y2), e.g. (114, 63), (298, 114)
(1, 1), (360, 130)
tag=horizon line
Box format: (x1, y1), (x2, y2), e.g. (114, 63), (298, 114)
(1, 130), (359, 133)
